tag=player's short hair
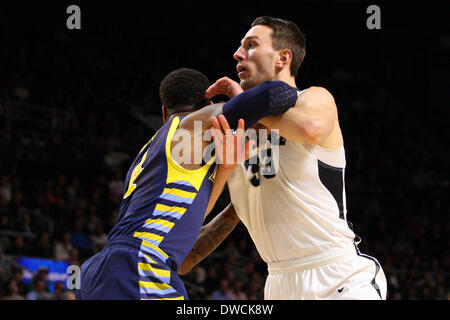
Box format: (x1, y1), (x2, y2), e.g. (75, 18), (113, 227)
(251, 16), (306, 77)
(159, 68), (211, 113)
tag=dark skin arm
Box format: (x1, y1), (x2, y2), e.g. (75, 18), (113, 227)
(178, 203), (240, 275)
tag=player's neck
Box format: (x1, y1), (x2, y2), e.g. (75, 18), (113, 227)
(167, 106), (196, 121)
(168, 112), (191, 121)
(273, 71), (297, 88)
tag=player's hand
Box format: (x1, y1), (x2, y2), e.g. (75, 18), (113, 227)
(205, 77), (243, 99)
(211, 115), (254, 170)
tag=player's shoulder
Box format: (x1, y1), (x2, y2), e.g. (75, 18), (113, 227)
(300, 86), (334, 98)
(298, 86), (337, 108)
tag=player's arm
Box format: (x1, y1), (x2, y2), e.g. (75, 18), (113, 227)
(204, 165), (233, 216)
(259, 86), (339, 146)
(206, 77), (339, 146)
(178, 203), (240, 275)
(179, 80), (299, 132)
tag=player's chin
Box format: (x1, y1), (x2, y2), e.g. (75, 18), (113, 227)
(240, 79), (255, 91)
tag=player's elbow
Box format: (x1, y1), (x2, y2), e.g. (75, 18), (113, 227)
(299, 120), (327, 145)
(297, 90), (337, 145)
(177, 264), (191, 276)
(177, 269), (188, 276)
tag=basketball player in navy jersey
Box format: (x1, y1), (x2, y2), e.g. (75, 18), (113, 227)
(75, 67), (301, 299)
(180, 17), (388, 300)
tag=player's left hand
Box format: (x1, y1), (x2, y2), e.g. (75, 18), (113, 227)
(205, 77), (243, 99)
(211, 115), (254, 170)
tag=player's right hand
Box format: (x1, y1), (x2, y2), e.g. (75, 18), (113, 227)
(205, 77), (243, 99)
(211, 115), (254, 170)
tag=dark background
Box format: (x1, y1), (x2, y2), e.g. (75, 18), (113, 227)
(0, 0), (448, 300)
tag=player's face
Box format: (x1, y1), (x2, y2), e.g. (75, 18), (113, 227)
(233, 25), (278, 91)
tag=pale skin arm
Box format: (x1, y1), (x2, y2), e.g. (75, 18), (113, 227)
(178, 203), (240, 275)
(206, 77), (342, 148)
(259, 86), (341, 147)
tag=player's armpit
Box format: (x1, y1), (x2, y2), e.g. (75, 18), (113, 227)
(178, 203), (240, 275)
(259, 86), (339, 147)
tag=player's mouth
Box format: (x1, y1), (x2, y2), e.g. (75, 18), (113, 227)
(237, 64), (249, 78)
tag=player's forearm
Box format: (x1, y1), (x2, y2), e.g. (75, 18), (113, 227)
(221, 81), (298, 130)
(178, 203), (240, 275)
(182, 81), (298, 133)
(205, 166), (235, 216)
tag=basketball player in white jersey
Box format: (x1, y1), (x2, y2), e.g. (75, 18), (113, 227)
(179, 16), (387, 300)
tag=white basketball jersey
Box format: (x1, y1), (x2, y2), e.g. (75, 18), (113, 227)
(227, 130), (357, 264)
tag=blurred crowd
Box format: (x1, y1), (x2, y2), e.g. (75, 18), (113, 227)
(0, 2), (448, 300)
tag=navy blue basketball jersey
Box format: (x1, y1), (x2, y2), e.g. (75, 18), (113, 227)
(108, 115), (217, 273)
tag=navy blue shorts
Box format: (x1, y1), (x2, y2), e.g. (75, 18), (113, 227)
(75, 235), (187, 300)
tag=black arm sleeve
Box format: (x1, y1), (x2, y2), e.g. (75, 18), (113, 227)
(221, 81), (298, 130)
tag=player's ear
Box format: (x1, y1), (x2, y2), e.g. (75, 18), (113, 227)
(162, 105), (168, 123)
(276, 49), (292, 68)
